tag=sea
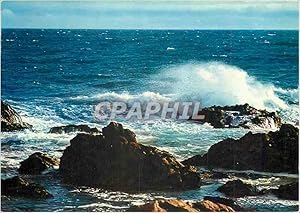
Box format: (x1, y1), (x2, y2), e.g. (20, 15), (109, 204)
(1, 29), (299, 211)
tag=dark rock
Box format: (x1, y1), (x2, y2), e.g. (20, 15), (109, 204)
(182, 124), (298, 173)
(1, 101), (32, 132)
(128, 198), (235, 212)
(190, 103), (281, 129)
(59, 122), (201, 191)
(217, 179), (258, 198)
(273, 182), (299, 200)
(49, 124), (101, 134)
(1, 176), (52, 199)
(18, 152), (59, 175)
(199, 171), (229, 180)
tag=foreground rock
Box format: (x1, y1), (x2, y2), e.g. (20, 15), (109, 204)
(128, 198), (236, 212)
(270, 182), (299, 200)
(1, 176), (52, 199)
(191, 103), (281, 129)
(1, 101), (32, 132)
(203, 196), (247, 211)
(18, 152), (59, 175)
(217, 180), (258, 198)
(182, 124), (298, 173)
(49, 124), (101, 134)
(60, 122), (201, 191)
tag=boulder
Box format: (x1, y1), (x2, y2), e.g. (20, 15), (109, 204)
(59, 122), (201, 191)
(1, 176), (52, 199)
(272, 182), (298, 200)
(128, 198), (235, 212)
(18, 152), (59, 175)
(217, 180), (258, 198)
(1, 101), (32, 132)
(49, 124), (101, 134)
(182, 124), (298, 173)
(190, 103), (281, 129)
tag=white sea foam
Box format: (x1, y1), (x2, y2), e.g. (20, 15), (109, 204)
(156, 62), (291, 111)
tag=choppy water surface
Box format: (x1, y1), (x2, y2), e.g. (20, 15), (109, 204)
(1, 29), (299, 211)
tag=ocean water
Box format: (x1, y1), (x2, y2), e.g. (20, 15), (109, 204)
(1, 29), (299, 211)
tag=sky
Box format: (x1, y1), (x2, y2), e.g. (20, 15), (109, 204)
(1, 1), (299, 29)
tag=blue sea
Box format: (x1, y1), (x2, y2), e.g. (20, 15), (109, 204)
(1, 29), (299, 211)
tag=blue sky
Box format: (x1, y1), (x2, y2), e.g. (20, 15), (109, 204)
(1, 1), (299, 29)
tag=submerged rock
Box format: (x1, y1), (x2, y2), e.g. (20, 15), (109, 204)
(217, 180), (258, 198)
(49, 124), (101, 134)
(18, 152), (59, 175)
(182, 124), (298, 173)
(128, 198), (236, 212)
(59, 122), (201, 191)
(1, 176), (52, 199)
(1, 101), (32, 132)
(191, 103), (281, 129)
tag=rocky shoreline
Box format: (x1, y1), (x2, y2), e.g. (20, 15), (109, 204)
(1, 101), (299, 211)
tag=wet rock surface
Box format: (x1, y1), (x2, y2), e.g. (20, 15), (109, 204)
(18, 152), (59, 175)
(182, 124), (298, 173)
(128, 198), (237, 212)
(1, 101), (32, 132)
(267, 182), (299, 201)
(1, 176), (52, 199)
(191, 103), (281, 129)
(59, 122), (201, 191)
(49, 124), (101, 134)
(217, 179), (258, 198)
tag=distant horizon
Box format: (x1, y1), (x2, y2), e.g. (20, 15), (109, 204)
(1, 27), (298, 31)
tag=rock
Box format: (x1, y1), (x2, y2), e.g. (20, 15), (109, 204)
(128, 199), (197, 212)
(273, 182), (299, 200)
(1, 176), (52, 199)
(199, 171), (229, 180)
(18, 152), (59, 175)
(128, 198), (235, 212)
(182, 124), (298, 173)
(203, 196), (246, 211)
(190, 103), (281, 129)
(1, 101), (32, 132)
(193, 200), (234, 212)
(49, 124), (101, 134)
(59, 122), (201, 191)
(217, 180), (258, 198)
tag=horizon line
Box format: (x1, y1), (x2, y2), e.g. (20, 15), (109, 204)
(2, 27), (298, 31)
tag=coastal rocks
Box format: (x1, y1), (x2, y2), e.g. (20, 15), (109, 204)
(59, 122), (201, 191)
(129, 199), (198, 212)
(203, 196), (246, 211)
(49, 124), (101, 134)
(18, 152), (59, 175)
(217, 180), (258, 198)
(1, 101), (32, 132)
(193, 200), (234, 212)
(191, 103), (281, 129)
(1, 176), (52, 199)
(272, 182), (299, 200)
(128, 198), (236, 212)
(182, 124), (298, 173)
